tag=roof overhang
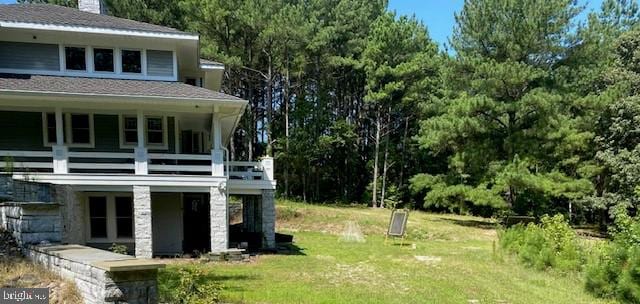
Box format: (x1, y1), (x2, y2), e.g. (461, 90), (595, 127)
(0, 21), (199, 40)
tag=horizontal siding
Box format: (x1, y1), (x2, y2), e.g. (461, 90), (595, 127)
(0, 41), (60, 71)
(146, 50), (173, 77)
(0, 111), (48, 151)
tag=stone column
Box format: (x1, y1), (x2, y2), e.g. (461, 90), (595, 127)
(134, 186), (152, 258)
(261, 190), (276, 249)
(210, 185), (228, 253)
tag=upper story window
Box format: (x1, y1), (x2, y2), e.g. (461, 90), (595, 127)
(65, 47), (86, 71)
(43, 113), (94, 147)
(121, 50), (142, 73)
(94, 48), (114, 72)
(119, 115), (168, 149)
(0, 41), (175, 80)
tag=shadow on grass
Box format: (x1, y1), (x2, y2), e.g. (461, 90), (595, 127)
(437, 217), (497, 230)
(273, 242), (306, 256)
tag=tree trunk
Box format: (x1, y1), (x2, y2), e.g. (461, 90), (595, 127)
(284, 68), (290, 198)
(266, 52), (274, 157)
(372, 108), (381, 208)
(398, 117), (409, 189)
(380, 109), (391, 209)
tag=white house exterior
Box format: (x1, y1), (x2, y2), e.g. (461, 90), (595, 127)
(0, 1), (276, 258)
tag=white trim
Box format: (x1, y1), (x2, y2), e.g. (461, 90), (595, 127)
(0, 21), (199, 41)
(12, 173), (228, 187)
(200, 64), (225, 70)
(42, 112), (95, 148)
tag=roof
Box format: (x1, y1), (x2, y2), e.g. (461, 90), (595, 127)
(0, 73), (244, 102)
(0, 4), (192, 37)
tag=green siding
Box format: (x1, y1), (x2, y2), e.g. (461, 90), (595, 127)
(0, 111), (48, 151)
(0, 111), (176, 153)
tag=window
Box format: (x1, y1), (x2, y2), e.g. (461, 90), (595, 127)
(70, 114), (91, 144)
(43, 113), (93, 147)
(44, 113), (65, 144)
(147, 117), (164, 145)
(93, 48), (114, 72)
(115, 197), (133, 238)
(65, 47), (86, 71)
(119, 115), (167, 148)
(123, 116), (138, 144)
(121, 50), (141, 73)
(89, 197), (107, 239)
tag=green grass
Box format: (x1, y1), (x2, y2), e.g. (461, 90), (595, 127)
(159, 200), (617, 304)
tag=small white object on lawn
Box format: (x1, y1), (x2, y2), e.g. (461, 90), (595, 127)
(339, 221), (366, 243)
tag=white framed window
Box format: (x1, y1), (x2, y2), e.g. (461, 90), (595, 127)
(118, 115), (168, 149)
(93, 47), (115, 73)
(85, 193), (134, 243)
(121, 49), (142, 74)
(64, 46), (87, 71)
(42, 112), (95, 147)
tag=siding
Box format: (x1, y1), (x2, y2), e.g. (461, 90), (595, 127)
(0, 111), (47, 151)
(146, 50), (173, 77)
(0, 41), (60, 71)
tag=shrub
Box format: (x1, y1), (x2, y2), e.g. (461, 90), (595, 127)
(160, 267), (223, 304)
(108, 243), (128, 255)
(585, 214), (640, 303)
(499, 214), (583, 272)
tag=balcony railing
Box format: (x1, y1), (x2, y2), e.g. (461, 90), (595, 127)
(0, 150), (270, 181)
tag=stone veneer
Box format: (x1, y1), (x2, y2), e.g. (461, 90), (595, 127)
(0, 202), (62, 245)
(261, 190), (276, 249)
(24, 244), (161, 304)
(133, 186), (152, 258)
(210, 185), (228, 252)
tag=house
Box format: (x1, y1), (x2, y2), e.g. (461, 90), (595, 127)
(0, 0), (276, 259)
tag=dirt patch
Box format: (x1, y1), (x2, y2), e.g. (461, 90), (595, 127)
(414, 255), (442, 265)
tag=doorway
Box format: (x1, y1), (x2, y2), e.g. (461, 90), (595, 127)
(182, 193), (210, 254)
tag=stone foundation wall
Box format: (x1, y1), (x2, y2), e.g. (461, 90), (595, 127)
(24, 245), (159, 304)
(0, 202), (62, 245)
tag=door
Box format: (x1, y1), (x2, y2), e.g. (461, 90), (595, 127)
(182, 193), (210, 254)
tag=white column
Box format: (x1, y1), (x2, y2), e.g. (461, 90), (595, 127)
(134, 110), (148, 175)
(134, 186), (152, 258)
(52, 108), (68, 174)
(210, 184), (228, 252)
(260, 157), (274, 181)
(211, 111), (224, 176)
(261, 190), (276, 249)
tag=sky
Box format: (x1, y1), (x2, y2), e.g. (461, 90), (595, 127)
(388, 0), (607, 49)
(0, 0), (608, 49)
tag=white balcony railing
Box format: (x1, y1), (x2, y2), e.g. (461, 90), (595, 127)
(0, 150), (270, 181)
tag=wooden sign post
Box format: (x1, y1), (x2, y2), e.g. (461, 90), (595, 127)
(385, 209), (409, 245)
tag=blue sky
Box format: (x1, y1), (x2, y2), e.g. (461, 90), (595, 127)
(0, 0), (607, 48)
(388, 0), (607, 49)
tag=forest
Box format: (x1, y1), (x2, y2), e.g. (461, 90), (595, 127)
(24, 0), (640, 225)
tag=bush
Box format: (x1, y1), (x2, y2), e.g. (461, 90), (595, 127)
(499, 214), (583, 272)
(159, 267), (223, 304)
(585, 214), (640, 303)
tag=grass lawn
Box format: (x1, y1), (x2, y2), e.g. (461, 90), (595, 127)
(159, 200), (617, 304)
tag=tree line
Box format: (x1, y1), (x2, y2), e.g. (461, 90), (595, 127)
(22, 0), (640, 224)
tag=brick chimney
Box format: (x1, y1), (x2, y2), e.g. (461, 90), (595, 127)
(78, 0), (106, 14)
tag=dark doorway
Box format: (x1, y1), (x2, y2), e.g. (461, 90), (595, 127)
(182, 193), (210, 254)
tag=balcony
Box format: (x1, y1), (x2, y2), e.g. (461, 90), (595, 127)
(0, 150), (275, 193)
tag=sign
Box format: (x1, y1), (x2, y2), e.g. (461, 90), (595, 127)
(0, 288), (49, 304)
(387, 209), (409, 237)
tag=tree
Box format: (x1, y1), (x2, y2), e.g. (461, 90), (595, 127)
(412, 0), (592, 214)
(362, 12), (440, 207)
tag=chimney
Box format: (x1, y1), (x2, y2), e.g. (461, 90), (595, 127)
(78, 0), (106, 14)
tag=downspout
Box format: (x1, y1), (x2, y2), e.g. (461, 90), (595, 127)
(222, 146), (230, 250)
